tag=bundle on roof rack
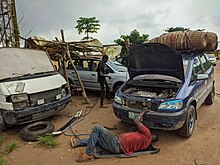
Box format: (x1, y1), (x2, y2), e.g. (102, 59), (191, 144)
(149, 30), (218, 52)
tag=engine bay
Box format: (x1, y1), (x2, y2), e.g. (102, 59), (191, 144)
(122, 86), (178, 99)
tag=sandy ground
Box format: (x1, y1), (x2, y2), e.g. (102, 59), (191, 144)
(2, 61), (220, 165)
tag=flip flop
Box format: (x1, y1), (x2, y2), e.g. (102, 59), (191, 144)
(71, 137), (78, 148)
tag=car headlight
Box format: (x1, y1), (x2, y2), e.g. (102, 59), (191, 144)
(11, 94), (28, 103)
(114, 92), (122, 104)
(158, 100), (183, 110)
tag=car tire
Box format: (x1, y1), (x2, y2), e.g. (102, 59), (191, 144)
(178, 105), (196, 138)
(205, 86), (215, 105)
(21, 121), (54, 141)
(0, 112), (7, 132)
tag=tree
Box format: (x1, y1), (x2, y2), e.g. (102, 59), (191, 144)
(75, 17), (101, 40)
(164, 27), (189, 32)
(114, 29), (149, 56)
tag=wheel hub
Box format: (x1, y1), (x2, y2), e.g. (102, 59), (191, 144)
(188, 112), (195, 133)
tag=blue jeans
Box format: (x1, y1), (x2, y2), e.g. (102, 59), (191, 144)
(77, 125), (121, 155)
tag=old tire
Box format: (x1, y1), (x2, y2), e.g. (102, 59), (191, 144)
(0, 112), (7, 132)
(21, 121), (54, 141)
(205, 86), (215, 105)
(178, 105), (196, 138)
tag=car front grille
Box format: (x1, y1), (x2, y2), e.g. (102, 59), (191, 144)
(29, 88), (60, 106)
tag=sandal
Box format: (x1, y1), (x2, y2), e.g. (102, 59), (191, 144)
(76, 153), (94, 163)
(71, 137), (78, 148)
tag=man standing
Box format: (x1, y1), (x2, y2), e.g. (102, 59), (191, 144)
(96, 55), (111, 108)
(72, 107), (158, 162)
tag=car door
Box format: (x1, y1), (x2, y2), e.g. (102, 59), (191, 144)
(192, 56), (206, 108)
(199, 54), (213, 102)
(86, 59), (100, 90)
(67, 59), (92, 89)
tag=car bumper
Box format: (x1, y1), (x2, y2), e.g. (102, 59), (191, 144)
(2, 95), (71, 125)
(112, 102), (187, 131)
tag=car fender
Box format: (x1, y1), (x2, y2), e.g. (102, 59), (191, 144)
(186, 98), (197, 119)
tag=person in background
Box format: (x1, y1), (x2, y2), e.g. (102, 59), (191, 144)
(96, 55), (111, 108)
(72, 107), (159, 163)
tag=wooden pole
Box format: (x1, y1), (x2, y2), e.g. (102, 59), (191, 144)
(60, 29), (71, 95)
(66, 43), (90, 104)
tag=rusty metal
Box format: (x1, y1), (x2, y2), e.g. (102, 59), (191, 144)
(0, 0), (19, 47)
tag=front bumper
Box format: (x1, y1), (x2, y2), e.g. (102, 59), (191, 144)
(2, 95), (71, 125)
(113, 102), (187, 130)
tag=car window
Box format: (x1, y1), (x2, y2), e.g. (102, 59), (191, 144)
(193, 57), (203, 74)
(92, 60), (100, 71)
(200, 55), (211, 72)
(68, 59), (90, 71)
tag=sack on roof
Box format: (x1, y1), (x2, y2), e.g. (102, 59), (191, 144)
(149, 31), (218, 51)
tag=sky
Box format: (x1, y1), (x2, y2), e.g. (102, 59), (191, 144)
(16, 0), (220, 46)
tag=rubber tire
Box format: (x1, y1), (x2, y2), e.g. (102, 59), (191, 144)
(0, 112), (7, 132)
(21, 121), (54, 141)
(205, 86), (215, 105)
(178, 105), (196, 138)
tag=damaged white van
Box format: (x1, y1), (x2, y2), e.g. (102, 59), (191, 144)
(0, 48), (71, 131)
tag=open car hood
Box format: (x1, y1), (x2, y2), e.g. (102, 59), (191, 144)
(126, 43), (185, 82)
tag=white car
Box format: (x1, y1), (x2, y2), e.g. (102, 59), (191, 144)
(67, 57), (129, 93)
(0, 48), (71, 131)
(207, 54), (217, 66)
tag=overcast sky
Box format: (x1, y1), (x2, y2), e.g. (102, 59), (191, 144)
(16, 0), (220, 45)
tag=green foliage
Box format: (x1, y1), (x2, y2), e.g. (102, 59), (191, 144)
(114, 29), (149, 56)
(5, 142), (17, 154)
(0, 136), (6, 146)
(164, 27), (189, 32)
(37, 136), (58, 148)
(0, 156), (7, 165)
(75, 17), (101, 40)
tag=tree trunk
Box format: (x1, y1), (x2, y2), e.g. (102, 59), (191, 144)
(66, 43), (90, 104)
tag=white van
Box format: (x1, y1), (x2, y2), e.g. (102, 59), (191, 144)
(0, 48), (71, 131)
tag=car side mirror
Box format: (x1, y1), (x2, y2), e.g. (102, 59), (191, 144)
(196, 74), (209, 80)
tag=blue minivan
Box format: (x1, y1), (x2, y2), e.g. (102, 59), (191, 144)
(113, 43), (215, 138)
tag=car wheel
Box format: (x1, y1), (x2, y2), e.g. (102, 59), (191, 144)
(21, 121), (54, 141)
(178, 105), (196, 138)
(205, 86), (215, 105)
(0, 112), (7, 132)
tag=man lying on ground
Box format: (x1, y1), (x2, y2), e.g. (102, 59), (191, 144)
(72, 107), (159, 163)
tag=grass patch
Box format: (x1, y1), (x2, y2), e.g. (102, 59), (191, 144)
(5, 142), (17, 154)
(0, 136), (6, 146)
(37, 136), (58, 148)
(0, 156), (7, 165)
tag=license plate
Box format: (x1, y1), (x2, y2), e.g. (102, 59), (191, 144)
(128, 112), (139, 120)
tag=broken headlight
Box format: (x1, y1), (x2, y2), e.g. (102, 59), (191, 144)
(158, 100), (183, 110)
(11, 94), (28, 103)
(114, 92), (122, 104)
(10, 94), (29, 110)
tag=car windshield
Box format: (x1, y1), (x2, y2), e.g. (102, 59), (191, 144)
(107, 60), (127, 72)
(207, 54), (215, 58)
(0, 48), (55, 80)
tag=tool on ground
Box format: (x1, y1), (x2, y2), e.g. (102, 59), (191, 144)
(49, 110), (83, 136)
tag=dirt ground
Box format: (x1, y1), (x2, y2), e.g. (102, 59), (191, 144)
(2, 61), (220, 165)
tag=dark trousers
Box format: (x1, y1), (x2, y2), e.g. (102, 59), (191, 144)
(99, 79), (110, 105)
